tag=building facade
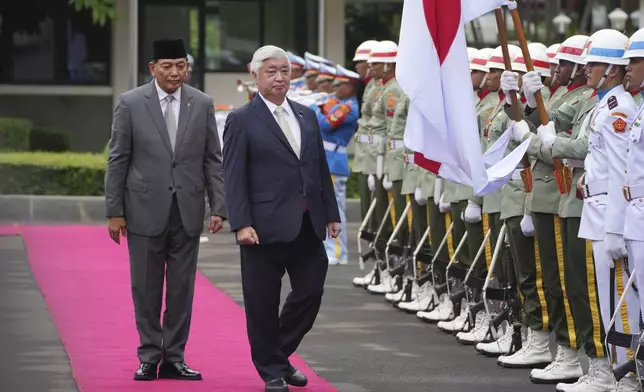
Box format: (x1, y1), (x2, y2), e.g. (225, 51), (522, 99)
(0, 0), (406, 151)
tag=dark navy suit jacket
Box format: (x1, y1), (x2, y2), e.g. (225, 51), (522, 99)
(222, 94), (341, 244)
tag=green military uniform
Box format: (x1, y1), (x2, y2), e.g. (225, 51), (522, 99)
(468, 91), (505, 281)
(364, 76), (404, 238)
(524, 86), (604, 357)
(386, 93), (411, 246)
(443, 179), (470, 273)
(353, 79), (383, 230)
(547, 85), (568, 109)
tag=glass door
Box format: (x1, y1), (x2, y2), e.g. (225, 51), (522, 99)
(138, 0), (205, 91)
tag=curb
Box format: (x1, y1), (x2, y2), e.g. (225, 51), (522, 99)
(0, 195), (363, 224)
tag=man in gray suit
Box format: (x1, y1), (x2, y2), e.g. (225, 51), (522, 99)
(105, 39), (226, 381)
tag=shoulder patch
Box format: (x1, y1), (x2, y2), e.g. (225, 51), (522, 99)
(611, 111), (628, 119)
(608, 96), (618, 110)
(613, 118), (627, 133)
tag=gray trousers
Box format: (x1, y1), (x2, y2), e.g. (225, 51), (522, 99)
(127, 194), (200, 363)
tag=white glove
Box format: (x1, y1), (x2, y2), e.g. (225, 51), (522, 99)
(464, 200), (482, 223)
(368, 175), (375, 191)
(434, 178), (442, 204)
(522, 71), (544, 108)
(537, 121), (556, 149)
(383, 175), (393, 190)
(520, 215), (535, 237)
(605, 233), (627, 262)
(439, 194), (451, 213)
(501, 71), (520, 105)
(415, 187), (427, 205)
(376, 155), (384, 179)
(512, 120), (530, 142)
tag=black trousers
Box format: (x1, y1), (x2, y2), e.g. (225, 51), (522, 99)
(240, 212), (329, 381)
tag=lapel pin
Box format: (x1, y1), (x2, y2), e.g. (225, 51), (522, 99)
(187, 102), (192, 108)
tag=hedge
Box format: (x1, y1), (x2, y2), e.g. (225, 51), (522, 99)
(0, 150), (361, 199)
(0, 117), (71, 152)
(0, 152), (105, 196)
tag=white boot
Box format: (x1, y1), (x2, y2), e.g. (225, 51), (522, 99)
(455, 311), (492, 344)
(417, 294), (452, 322)
(399, 286), (437, 312)
(555, 357), (615, 392)
(476, 322), (514, 356)
(437, 310), (468, 333)
(530, 345), (583, 384)
(498, 329), (552, 368)
(613, 374), (640, 392)
(352, 268), (375, 287)
(367, 270), (395, 294)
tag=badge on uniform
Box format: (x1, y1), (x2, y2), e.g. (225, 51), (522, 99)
(611, 111), (628, 119)
(608, 96), (618, 110)
(613, 118), (627, 133)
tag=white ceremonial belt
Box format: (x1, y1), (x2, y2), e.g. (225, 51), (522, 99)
(388, 139), (405, 150)
(563, 159), (584, 169)
(623, 183), (644, 201)
(582, 180), (608, 198)
(356, 134), (382, 144)
(323, 140), (347, 153)
(511, 169), (523, 181)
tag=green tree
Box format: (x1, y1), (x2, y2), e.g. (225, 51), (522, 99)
(69, 0), (116, 26)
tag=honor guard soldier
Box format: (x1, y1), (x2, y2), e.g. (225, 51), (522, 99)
(364, 40), (404, 294)
(624, 27), (644, 346)
(455, 44), (522, 343)
(302, 59), (321, 92)
(537, 29), (640, 392)
(353, 40), (378, 106)
(352, 42), (384, 286)
(546, 43), (569, 105)
(287, 51), (306, 93)
(316, 63), (337, 95)
(311, 65), (360, 266)
(502, 37), (597, 382)
(610, 28), (644, 392)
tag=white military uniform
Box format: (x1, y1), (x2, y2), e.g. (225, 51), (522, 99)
(579, 85), (640, 371)
(624, 95), (644, 321)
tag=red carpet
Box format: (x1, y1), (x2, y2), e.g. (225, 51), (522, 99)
(0, 225), (336, 392)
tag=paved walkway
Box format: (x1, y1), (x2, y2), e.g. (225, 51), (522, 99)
(0, 223), (584, 391)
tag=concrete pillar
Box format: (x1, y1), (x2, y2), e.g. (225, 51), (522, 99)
(111, 0), (138, 110)
(323, 0), (345, 65)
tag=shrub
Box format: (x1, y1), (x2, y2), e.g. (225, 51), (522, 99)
(29, 127), (71, 152)
(0, 117), (33, 151)
(0, 152), (105, 196)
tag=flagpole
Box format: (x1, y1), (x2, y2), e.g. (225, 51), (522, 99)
(506, 1), (568, 194)
(494, 8), (533, 193)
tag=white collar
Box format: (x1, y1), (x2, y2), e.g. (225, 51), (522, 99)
(155, 79), (181, 103)
(258, 92), (292, 116)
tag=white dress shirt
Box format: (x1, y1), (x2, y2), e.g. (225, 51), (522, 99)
(155, 80), (181, 130)
(258, 91), (302, 149)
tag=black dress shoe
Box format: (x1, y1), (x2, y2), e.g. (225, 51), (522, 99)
(265, 378), (289, 392)
(158, 361), (202, 380)
(133, 362), (158, 381)
(285, 365), (308, 387)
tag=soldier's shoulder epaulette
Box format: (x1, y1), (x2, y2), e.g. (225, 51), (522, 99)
(608, 95), (618, 110)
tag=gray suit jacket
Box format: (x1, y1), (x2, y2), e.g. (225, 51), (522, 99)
(105, 81), (226, 237)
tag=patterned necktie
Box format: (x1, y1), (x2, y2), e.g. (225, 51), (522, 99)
(164, 95), (177, 151)
(274, 106), (300, 159)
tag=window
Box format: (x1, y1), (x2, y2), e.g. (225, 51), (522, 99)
(344, 0), (403, 68)
(263, 0), (318, 57)
(0, 2), (111, 85)
(204, 0), (318, 72)
(204, 0), (261, 72)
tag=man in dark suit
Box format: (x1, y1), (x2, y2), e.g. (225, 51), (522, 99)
(105, 39), (226, 381)
(222, 45), (341, 392)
